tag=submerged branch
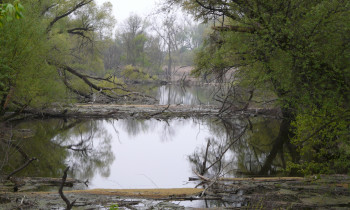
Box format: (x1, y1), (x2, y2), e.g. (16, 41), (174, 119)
(200, 140), (211, 175)
(59, 167), (76, 210)
(203, 126), (247, 173)
(6, 157), (37, 180)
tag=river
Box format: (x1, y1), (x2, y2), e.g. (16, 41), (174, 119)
(1, 85), (297, 208)
(7, 115), (290, 189)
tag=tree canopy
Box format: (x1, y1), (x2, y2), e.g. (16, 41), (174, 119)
(165, 0), (350, 174)
(0, 0), (24, 26)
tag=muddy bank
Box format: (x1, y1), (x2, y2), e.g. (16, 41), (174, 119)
(1, 175), (349, 209)
(194, 175), (350, 209)
(0, 187), (203, 209)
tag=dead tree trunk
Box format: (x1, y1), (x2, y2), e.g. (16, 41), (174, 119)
(59, 167), (76, 210)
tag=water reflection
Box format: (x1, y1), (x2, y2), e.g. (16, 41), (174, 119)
(52, 120), (114, 180)
(188, 117), (297, 179)
(0, 119), (114, 181)
(1, 115), (296, 190)
(130, 84), (218, 105)
(158, 85), (216, 105)
(92, 118), (212, 189)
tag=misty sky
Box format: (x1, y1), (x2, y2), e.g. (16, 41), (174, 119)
(95, 0), (161, 24)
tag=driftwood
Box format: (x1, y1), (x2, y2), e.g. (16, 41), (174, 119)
(189, 173), (350, 209)
(200, 140), (211, 175)
(189, 176), (304, 182)
(193, 170), (210, 182)
(149, 104), (171, 117)
(59, 167), (76, 210)
(0, 176), (84, 193)
(0, 175), (349, 209)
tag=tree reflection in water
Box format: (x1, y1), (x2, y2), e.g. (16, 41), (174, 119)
(158, 85), (218, 105)
(1, 119), (114, 181)
(1, 115), (298, 192)
(53, 120), (114, 180)
(188, 116), (298, 178)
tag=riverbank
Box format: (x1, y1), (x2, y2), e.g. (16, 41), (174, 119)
(2, 103), (348, 209)
(1, 175), (349, 209)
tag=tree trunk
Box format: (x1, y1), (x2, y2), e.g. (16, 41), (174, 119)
(167, 44), (172, 81)
(259, 109), (297, 175)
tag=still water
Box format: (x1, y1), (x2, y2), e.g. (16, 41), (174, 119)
(131, 84), (219, 106)
(157, 85), (218, 105)
(5, 115), (295, 190)
(69, 118), (215, 189)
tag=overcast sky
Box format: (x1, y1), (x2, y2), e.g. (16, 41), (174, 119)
(95, 0), (161, 24)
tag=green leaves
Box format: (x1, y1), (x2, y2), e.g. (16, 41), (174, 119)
(177, 0), (350, 175)
(0, 1), (24, 26)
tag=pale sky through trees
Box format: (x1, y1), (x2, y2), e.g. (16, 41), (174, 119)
(95, 0), (160, 24)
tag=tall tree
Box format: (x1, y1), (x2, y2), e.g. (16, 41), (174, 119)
(118, 14), (148, 66)
(152, 13), (182, 80)
(165, 0), (350, 174)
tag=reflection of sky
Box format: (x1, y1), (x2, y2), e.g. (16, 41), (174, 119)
(50, 116), (281, 190)
(89, 119), (216, 189)
(158, 85), (217, 105)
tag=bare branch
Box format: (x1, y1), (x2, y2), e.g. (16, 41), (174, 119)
(41, 3), (58, 17)
(200, 140), (211, 175)
(203, 126), (247, 173)
(50, 61), (157, 102)
(59, 167), (76, 210)
(46, 0), (93, 33)
(149, 104), (171, 117)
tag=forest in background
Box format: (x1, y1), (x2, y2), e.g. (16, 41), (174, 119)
(0, 0), (206, 113)
(0, 0), (349, 177)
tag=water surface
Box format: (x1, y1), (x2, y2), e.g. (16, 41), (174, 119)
(3, 115), (296, 190)
(131, 84), (218, 106)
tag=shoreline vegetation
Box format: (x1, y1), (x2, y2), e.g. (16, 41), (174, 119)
(1, 0), (349, 209)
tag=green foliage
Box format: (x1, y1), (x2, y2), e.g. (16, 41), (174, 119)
(1, 120), (68, 177)
(111, 13), (205, 77)
(288, 104), (350, 175)
(109, 203), (119, 210)
(121, 65), (155, 82)
(0, 0), (24, 26)
(0, 2), (67, 109)
(176, 0), (350, 174)
(0, 0), (122, 115)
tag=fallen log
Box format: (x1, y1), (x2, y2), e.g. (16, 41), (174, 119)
(189, 176), (305, 182)
(0, 176), (84, 192)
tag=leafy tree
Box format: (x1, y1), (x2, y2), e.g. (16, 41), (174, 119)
(0, 0), (66, 115)
(166, 0), (350, 174)
(118, 14), (148, 66)
(144, 35), (164, 74)
(0, 0), (24, 26)
(0, 0), (153, 119)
